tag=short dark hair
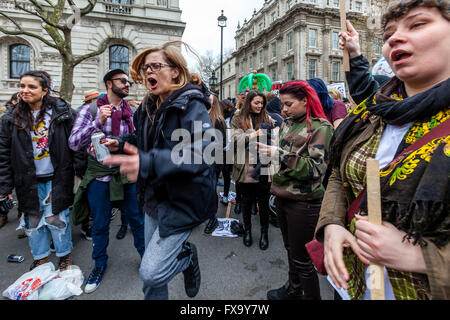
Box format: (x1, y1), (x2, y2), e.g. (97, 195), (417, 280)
(382, 0), (450, 32)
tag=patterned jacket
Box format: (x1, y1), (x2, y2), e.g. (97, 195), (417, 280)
(271, 115), (333, 201)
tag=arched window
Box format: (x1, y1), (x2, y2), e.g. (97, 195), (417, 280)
(109, 45), (129, 73)
(10, 44), (30, 79)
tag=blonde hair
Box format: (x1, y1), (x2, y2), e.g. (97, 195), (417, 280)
(328, 89), (343, 101)
(130, 41), (202, 107)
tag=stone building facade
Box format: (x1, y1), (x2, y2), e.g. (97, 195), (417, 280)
(213, 56), (237, 101)
(230, 0), (387, 97)
(0, 0), (185, 106)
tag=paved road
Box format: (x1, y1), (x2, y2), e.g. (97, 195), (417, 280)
(0, 185), (334, 300)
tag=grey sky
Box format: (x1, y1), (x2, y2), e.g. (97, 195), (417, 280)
(179, 0), (265, 68)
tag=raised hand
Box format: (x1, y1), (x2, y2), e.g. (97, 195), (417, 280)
(339, 20), (362, 59)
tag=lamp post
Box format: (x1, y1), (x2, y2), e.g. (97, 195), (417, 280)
(209, 71), (218, 94)
(217, 10), (227, 100)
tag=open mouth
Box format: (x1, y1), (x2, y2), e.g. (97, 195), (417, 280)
(391, 50), (411, 64)
(148, 78), (158, 90)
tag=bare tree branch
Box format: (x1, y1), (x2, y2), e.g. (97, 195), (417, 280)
(0, 11), (58, 49)
(73, 36), (111, 66)
(43, 0), (56, 7)
(14, 0), (65, 31)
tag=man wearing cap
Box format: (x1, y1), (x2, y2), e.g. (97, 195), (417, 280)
(69, 69), (144, 294)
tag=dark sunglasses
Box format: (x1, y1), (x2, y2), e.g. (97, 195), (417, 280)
(111, 77), (133, 87)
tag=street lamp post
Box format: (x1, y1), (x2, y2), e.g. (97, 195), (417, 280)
(209, 71), (218, 94)
(217, 10), (227, 100)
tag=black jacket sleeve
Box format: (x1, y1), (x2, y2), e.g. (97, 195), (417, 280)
(0, 116), (14, 196)
(67, 107), (88, 177)
(139, 98), (215, 181)
(346, 55), (380, 105)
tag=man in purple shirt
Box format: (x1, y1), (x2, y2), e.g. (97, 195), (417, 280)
(69, 69), (144, 294)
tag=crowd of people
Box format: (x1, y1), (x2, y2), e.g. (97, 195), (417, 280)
(0, 0), (448, 300)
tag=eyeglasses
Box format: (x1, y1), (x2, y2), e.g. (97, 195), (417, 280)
(140, 62), (174, 73)
(111, 77), (133, 87)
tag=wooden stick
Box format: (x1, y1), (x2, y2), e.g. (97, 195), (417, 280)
(225, 202), (232, 219)
(340, 0), (350, 72)
(366, 158), (385, 300)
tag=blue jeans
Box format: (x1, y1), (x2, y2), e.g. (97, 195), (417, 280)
(87, 180), (145, 268)
(27, 181), (72, 260)
(139, 214), (191, 300)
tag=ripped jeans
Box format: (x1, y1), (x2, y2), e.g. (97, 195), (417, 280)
(18, 181), (73, 260)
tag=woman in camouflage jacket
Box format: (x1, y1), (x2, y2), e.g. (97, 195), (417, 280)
(258, 80), (333, 300)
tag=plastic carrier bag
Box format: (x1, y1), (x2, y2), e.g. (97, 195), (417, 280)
(2, 262), (59, 300)
(3, 263), (84, 300)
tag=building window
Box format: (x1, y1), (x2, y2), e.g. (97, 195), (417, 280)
(309, 59), (317, 79)
(271, 68), (276, 82)
(287, 62), (293, 81)
(259, 50), (263, 65)
(333, 0), (339, 7)
(309, 29), (317, 47)
(332, 32), (339, 50)
(310, 0), (316, 3)
(287, 32), (293, 51)
(249, 56), (253, 70)
(10, 44), (30, 79)
(271, 12), (276, 22)
(259, 23), (264, 33)
(332, 61), (340, 81)
(241, 61), (244, 73)
(109, 45), (129, 73)
(355, 1), (362, 11)
(228, 64), (231, 73)
(272, 42), (277, 58)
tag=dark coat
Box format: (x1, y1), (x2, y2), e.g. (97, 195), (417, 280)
(0, 98), (84, 228)
(118, 83), (218, 237)
(346, 54), (392, 105)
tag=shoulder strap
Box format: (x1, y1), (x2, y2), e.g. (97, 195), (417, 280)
(346, 117), (450, 223)
(88, 102), (98, 120)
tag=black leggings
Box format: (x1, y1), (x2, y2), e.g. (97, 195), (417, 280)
(238, 182), (270, 230)
(275, 196), (322, 300)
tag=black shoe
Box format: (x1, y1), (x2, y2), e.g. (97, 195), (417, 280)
(183, 242), (201, 298)
(203, 217), (219, 234)
(267, 281), (303, 300)
(243, 229), (252, 247)
(116, 225), (128, 240)
(259, 229), (269, 250)
(268, 214), (279, 228)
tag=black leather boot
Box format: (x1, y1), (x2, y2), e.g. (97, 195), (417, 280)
(267, 280), (303, 300)
(243, 227), (252, 247)
(296, 259), (321, 300)
(259, 227), (269, 250)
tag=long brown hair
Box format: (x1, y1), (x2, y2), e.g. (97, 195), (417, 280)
(209, 94), (226, 130)
(239, 90), (270, 131)
(14, 71), (56, 129)
(130, 41), (202, 108)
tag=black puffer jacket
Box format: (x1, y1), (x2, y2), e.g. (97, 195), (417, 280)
(0, 98), (85, 228)
(118, 83), (218, 237)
